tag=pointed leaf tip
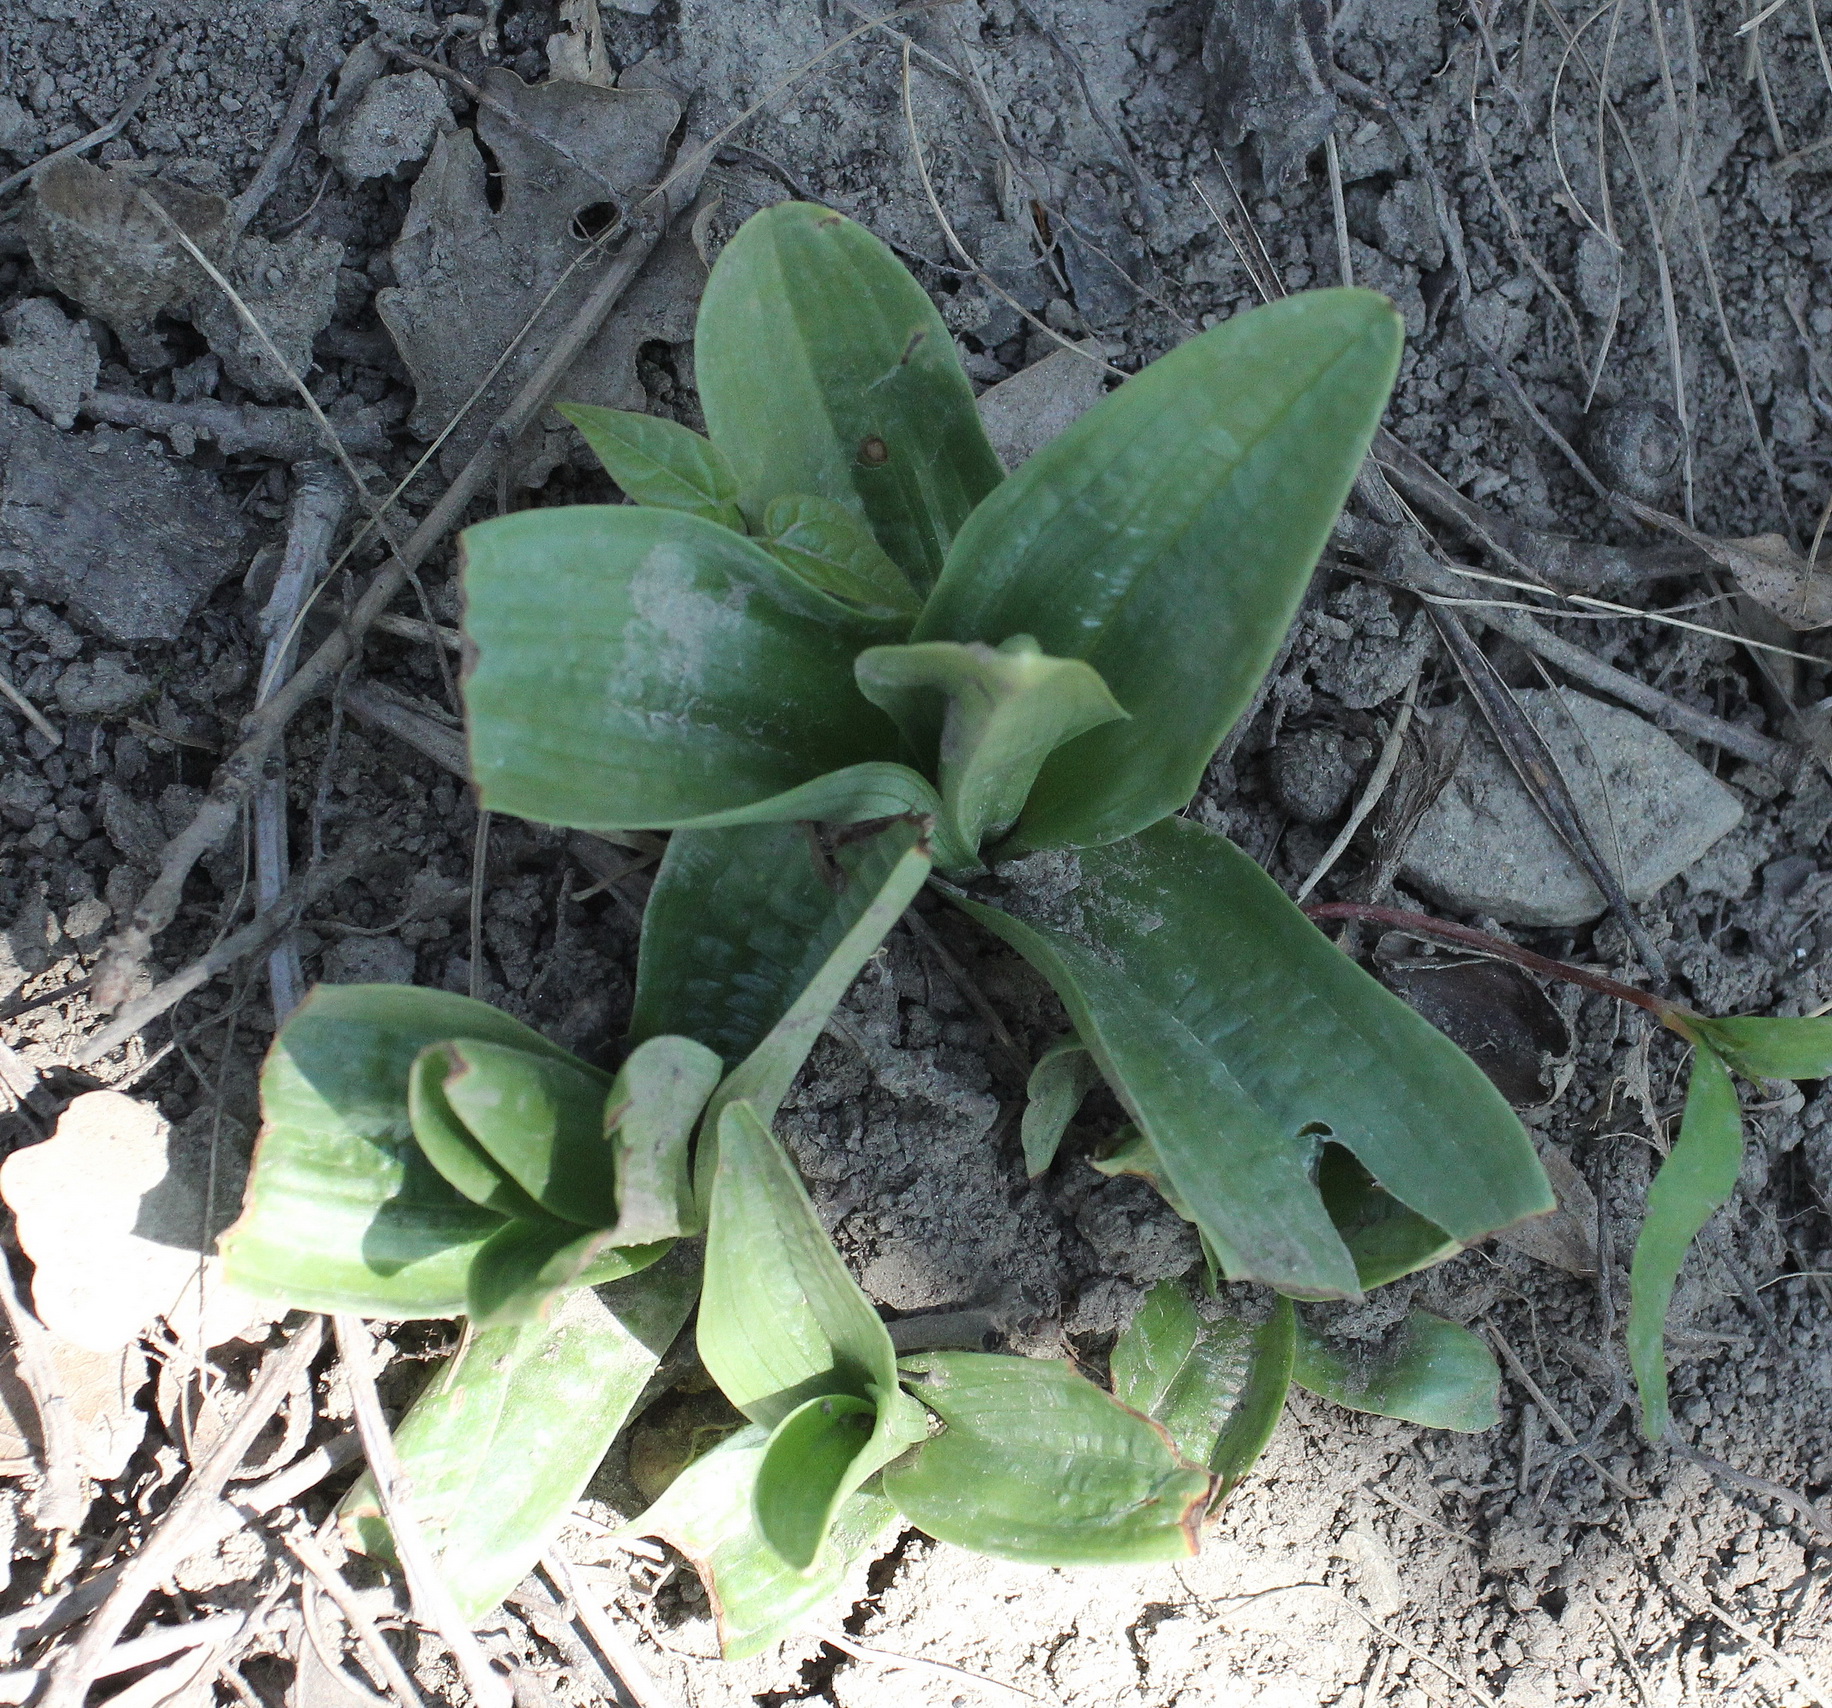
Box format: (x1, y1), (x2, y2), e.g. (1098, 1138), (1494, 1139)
(918, 288), (1403, 850)
(1628, 1046), (1742, 1438)
(696, 201), (1002, 591)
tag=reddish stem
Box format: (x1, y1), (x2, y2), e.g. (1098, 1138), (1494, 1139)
(1301, 901), (1696, 1032)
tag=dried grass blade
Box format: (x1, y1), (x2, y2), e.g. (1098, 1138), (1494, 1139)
(1424, 602), (1667, 980)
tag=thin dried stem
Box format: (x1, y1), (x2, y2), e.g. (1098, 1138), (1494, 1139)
(540, 1553), (679, 1708)
(0, 1247), (87, 1540)
(1294, 668), (1420, 903)
(0, 45), (171, 201)
(1302, 899), (1686, 1024)
(287, 1531), (428, 1708)
(38, 1319), (324, 1708)
(333, 1318), (512, 1708)
(0, 662), (60, 749)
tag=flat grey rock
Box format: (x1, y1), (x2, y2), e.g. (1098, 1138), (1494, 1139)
(0, 400), (249, 643)
(1400, 687), (1744, 926)
(0, 297), (99, 429)
(975, 339), (1110, 470)
(55, 655), (151, 717)
(323, 69), (450, 183)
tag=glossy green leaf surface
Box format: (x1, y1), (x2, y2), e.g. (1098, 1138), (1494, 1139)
(634, 819), (932, 1175)
(916, 290), (1402, 851)
(1628, 1045), (1742, 1438)
(439, 1039), (616, 1226)
(884, 1352), (1210, 1565)
(634, 817), (928, 1071)
(696, 201), (1003, 590)
(555, 402), (744, 530)
(1111, 1280), (1293, 1493)
(462, 505), (901, 833)
(1318, 1145), (1462, 1290)
(408, 1044), (544, 1220)
(961, 817), (1550, 1298)
(627, 1425), (899, 1661)
(1291, 1308), (1500, 1431)
(603, 1035), (724, 1246)
(223, 986), (588, 1317)
(465, 1214), (666, 1327)
(1020, 1036), (1103, 1177)
(342, 1249), (699, 1619)
(761, 494), (922, 620)
(698, 1102), (900, 1429)
(855, 636), (1127, 861)
(1686, 1014), (1832, 1082)
(753, 1392), (878, 1572)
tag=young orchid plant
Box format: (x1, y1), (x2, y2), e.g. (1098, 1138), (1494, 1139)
(223, 202), (1577, 1652)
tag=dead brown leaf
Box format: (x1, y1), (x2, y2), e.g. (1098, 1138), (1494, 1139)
(377, 68), (685, 482)
(1618, 497), (1832, 629)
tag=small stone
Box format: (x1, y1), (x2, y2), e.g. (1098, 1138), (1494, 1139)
(191, 230), (343, 401)
(321, 934), (417, 985)
(323, 71), (450, 183)
(0, 400), (250, 642)
(974, 339), (1109, 470)
(0, 94), (39, 154)
(1465, 285), (1534, 367)
(1400, 688), (1744, 926)
(54, 655), (151, 717)
(0, 297), (100, 429)
(1270, 725), (1373, 823)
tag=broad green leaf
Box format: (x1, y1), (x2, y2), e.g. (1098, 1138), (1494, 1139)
(761, 494), (922, 620)
(627, 1425), (899, 1661)
(461, 505), (902, 833)
(223, 986), (585, 1317)
(1318, 1145), (1461, 1290)
(855, 636), (1127, 862)
(633, 818), (933, 1179)
(1628, 1046), (1742, 1438)
(408, 1045), (545, 1220)
(1686, 1014), (1832, 1082)
(698, 1102), (899, 1429)
(439, 1039), (616, 1226)
(960, 817), (1551, 1298)
(916, 290), (1402, 851)
(1291, 1308), (1500, 1431)
(633, 817), (929, 1071)
(1020, 1036), (1103, 1177)
(603, 1036), (724, 1246)
(884, 1352), (1211, 1565)
(1111, 1280), (1293, 1494)
(753, 1392), (878, 1572)
(342, 1249), (699, 1619)
(555, 402), (744, 530)
(696, 201), (1003, 589)
(465, 1214), (667, 1327)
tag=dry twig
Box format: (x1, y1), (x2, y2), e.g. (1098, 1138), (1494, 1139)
(254, 463), (352, 1024)
(0, 1247), (87, 1540)
(541, 1552), (678, 1708)
(78, 831), (374, 1065)
(287, 1530), (428, 1708)
(333, 1317), (512, 1708)
(0, 661), (60, 750)
(37, 1318), (325, 1708)
(0, 45), (171, 201)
